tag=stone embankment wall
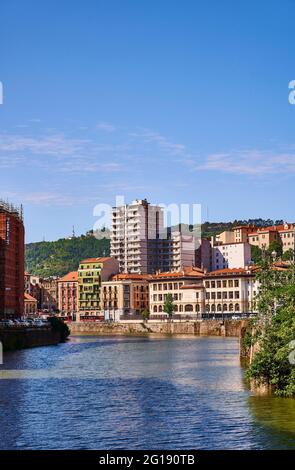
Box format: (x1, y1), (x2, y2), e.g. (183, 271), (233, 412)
(70, 320), (248, 337)
(0, 327), (61, 351)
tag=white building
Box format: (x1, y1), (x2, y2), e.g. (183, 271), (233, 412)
(111, 199), (197, 274)
(211, 242), (252, 270)
(111, 199), (164, 274)
(149, 267), (259, 318)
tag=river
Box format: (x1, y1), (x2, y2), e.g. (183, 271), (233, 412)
(0, 335), (294, 450)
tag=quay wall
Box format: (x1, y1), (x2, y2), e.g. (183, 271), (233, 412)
(70, 320), (248, 337)
(0, 327), (61, 351)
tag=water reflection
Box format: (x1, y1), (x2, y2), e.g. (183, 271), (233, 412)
(0, 336), (294, 449)
(248, 396), (295, 448)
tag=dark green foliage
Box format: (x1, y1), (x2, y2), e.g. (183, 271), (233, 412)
(25, 235), (110, 277)
(163, 293), (175, 319)
(283, 249), (294, 261)
(47, 316), (70, 342)
(247, 262), (295, 397)
(141, 309), (150, 321)
(251, 245), (263, 264)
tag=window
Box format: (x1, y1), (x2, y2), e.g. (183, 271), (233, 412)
(234, 280), (239, 287)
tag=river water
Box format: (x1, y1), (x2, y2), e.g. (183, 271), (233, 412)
(0, 335), (294, 450)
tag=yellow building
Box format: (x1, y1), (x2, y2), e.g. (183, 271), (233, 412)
(78, 257), (119, 320)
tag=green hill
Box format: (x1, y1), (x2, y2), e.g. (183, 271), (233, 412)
(25, 219), (284, 277)
(25, 234), (111, 278)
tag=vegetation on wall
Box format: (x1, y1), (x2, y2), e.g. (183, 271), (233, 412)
(246, 261), (295, 397)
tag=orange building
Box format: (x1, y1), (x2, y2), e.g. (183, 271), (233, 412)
(0, 201), (25, 318)
(101, 273), (150, 320)
(58, 271), (78, 319)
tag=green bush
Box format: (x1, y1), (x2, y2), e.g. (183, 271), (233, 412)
(47, 316), (70, 342)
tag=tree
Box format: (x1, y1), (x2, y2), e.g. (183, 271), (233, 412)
(251, 245), (263, 264)
(282, 249), (294, 261)
(163, 293), (175, 320)
(267, 240), (283, 259)
(47, 316), (70, 342)
(246, 262), (295, 396)
(141, 308), (150, 322)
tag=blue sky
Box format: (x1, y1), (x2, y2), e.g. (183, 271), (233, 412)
(1, 0), (295, 242)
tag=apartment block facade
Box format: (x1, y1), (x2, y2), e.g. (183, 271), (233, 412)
(101, 273), (150, 320)
(0, 201), (25, 318)
(58, 271), (78, 319)
(78, 257), (119, 319)
(248, 223), (295, 253)
(149, 267), (204, 315)
(211, 242), (252, 270)
(41, 277), (59, 311)
(111, 199), (197, 274)
(149, 267), (258, 318)
(111, 199), (163, 274)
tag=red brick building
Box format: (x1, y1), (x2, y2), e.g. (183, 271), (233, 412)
(58, 271), (78, 319)
(0, 201), (25, 318)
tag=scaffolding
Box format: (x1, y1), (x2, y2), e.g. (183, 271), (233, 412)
(0, 200), (23, 221)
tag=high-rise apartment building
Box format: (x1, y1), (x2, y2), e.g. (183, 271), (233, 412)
(111, 199), (164, 274)
(0, 201), (25, 318)
(111, 199), (197, 274)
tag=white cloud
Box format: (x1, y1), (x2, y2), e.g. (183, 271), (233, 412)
(96, 121), (116, 133)
(197, 149), (295, 175)
(129, 128), (186, 155)
(0, 133), (90, 156)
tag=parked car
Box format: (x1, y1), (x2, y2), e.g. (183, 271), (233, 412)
(0, 320), (14, 327)
(231, 315), (240, 320)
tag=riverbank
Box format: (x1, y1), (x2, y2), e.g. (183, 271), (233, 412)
(70, 319), (248, 337)
(0, 327), (62, 351)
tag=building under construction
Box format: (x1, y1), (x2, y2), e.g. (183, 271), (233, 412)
(0, 200), (25, 318)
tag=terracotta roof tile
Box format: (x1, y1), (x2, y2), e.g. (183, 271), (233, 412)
(80, 257), (113, 264)
(59, 271), (78, 282)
